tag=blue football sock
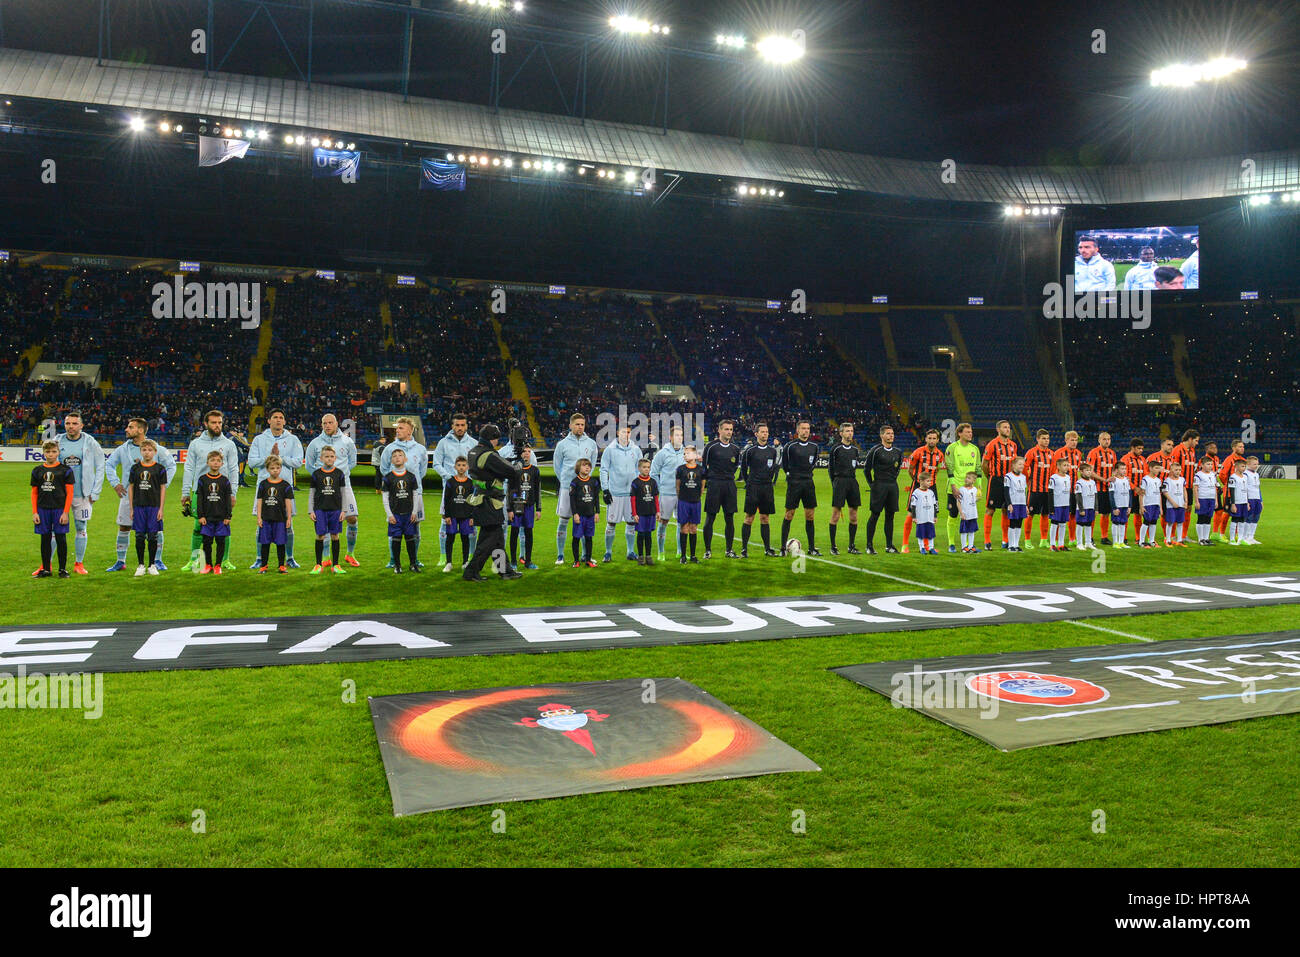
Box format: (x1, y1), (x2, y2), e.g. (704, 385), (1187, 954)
(116, 530), (130, 562)
(346, 522), (358, 554)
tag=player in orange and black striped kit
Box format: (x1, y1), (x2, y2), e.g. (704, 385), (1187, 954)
(1085, 432), (1118, 543)
(1145, 437), (1174, 545)
(901, 429), (947, 554)
(1167, 429), (1200, 541)
(1214, 439), (1246, 540)
(1119, 439), (1146, 543)
(1022, 429), (1055, 548)
(1049, 431), (1083, 540)
(981, 419), (1019, 549)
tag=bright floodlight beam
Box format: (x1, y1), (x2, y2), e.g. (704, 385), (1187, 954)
(756, 34), (805, 65)
(610, 15), (668, 36)
(1151, 57), (1246, 87)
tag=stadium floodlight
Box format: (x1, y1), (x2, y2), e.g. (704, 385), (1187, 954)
(522, 159), (532, 168)
(756, 34), (805, 65)
(288, 135), (298, 145)
(446, 152), (455, 161)
(716, 34), (746, 49)
(491, 157), (500, 166)
(159, 121), (171, 133)
(542, 160), (553, 171)
(347, 142), (355, 150)
(1151, 57), (1246, 87)
(311, 137), (321, 147)
(514, 1), (524, 10)
(295, 135), (305, 145)
(322, 138), (332, 148)
(737, 184), (747, 195)
(128, 116), (146, 132)
(174, 124), (183, 133)
(502, 158), (513, 168)
(623, 170), (635, 183)
(258, 130), (269, 140)
(457, 153), (466, 162)
(778, 190), (784, 197)
(468, 155), (478, 164)
(610, 15), (668, 36)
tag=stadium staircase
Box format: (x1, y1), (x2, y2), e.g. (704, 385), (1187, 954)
(489, 314), (545, 448)
(379, 297), (397, 349)
(641, 305), (687, 380)
(754, 333), (807, 405)
(363, 366), (379, 392)
(408, 369), (423, 395)
(942, 313), (973, 367)
(878, 316), (901, 367)
(12, 343), (42, 377)
(945, 369), (973, 424)
(1171, 333), (1197, 403)
(247, 285), (275, 432)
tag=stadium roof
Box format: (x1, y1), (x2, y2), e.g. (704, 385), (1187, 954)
(3, 48), (1299, 205)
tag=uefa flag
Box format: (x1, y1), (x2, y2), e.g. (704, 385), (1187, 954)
(420, 159), (466, 191)
(198, 135), (251, 167)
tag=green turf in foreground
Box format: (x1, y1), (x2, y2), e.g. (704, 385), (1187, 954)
(0, 467), (1296, 866)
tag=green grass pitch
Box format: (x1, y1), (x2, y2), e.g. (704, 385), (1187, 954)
(1113, 260), (1181, 286)
(1, 464), (1296, 866)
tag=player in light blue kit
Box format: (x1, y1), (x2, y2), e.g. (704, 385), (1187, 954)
(377, 416), (429, 568)
(305, 413), (361, 566)
(56, 411), (106, 575)
(431, 413), (478, 570)
(650, 425), (686, 559)
(106, 416), (177, 572)
(599, 425), (642, 562)
(551, 412), (598, 564)
(246, 409), (305, 568)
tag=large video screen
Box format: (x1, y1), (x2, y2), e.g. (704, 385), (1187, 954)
(1073, 226), (1199, 291)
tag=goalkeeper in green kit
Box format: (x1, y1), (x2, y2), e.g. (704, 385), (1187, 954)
(945, 422), (981, 554)
(179, 410), (241, 571)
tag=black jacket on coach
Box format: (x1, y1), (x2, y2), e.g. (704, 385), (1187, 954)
(467, 442), (521, 526)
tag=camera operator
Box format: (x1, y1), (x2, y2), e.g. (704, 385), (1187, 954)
(463, 424), (524, 581)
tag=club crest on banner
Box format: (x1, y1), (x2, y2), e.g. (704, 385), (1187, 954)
(965, 671), (1110, 706)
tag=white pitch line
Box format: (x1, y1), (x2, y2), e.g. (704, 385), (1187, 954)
(1064, 620), (1154, 642)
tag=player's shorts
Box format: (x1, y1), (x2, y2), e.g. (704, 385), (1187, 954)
(959, 518), (979, 534)
(1230, 502), (1246, 520)
(744, 484), (775, 515)
(1008, 503), (1028, 521)
(387, 514), (418, 539)
(132, 506), (163, 536)
(704, 480), (737, 514)
(1196, 497), (1215, 517)
(1248, 500), (1262, 522)
(1051, 505), (1071, 524)
(1075, 508), (1095, 526)
(314, 510), (343, 536)
(605, 495), (633, 524)
(635, 514), (656, 533)
(200, 521), (231, 538)
(916, 522), (936, 540)
(947, 489), (960, 518)
(341, 485), (359, 519)
(677, 500), (701, 526)
(445, 517), (473, 537)
(1165, 506), (1185, 525)
(555, 487), (574, 519)
(1142, 505), (1161, 525)
(1112, 507), (1130, 525)
(34, 507), (68, 536)
(984, 480), (1008, 510)
(574, 514), (596, 538)
(657, 495), (677, 520)
(784, 477), (817, 511)
(1029, 491), (1052, 516)
(831, 477), (861, 509)
(509, 505), (535, 529)
(115, 494), (134, 527)
(258, 520), (287, 545)
(71, 495), (94, 523)
(1095, 489), (1111, 514)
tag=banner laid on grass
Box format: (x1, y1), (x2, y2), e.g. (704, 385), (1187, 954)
(834, 630), (1300, 750)
(4, 573), (1300, 674)
(370, 678), (819, 814)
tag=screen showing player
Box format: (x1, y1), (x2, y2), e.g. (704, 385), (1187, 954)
(1072, 227), (1199, 292)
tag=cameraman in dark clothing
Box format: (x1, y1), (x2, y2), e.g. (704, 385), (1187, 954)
(463, 424), (524, 581)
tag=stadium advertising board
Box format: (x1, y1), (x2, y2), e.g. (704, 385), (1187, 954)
(3, 573), (1299, 674)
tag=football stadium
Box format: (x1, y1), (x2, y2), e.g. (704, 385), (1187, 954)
(1, 0), (1298, 915)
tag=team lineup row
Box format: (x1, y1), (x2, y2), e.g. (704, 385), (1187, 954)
(23, 408), (1267, 578)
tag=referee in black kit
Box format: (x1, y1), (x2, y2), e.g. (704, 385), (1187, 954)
(780, 418), (821, 556)
(739, 421), (781, 557)
(700, 418), (742, 558)
(862, 425), (904, 554)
